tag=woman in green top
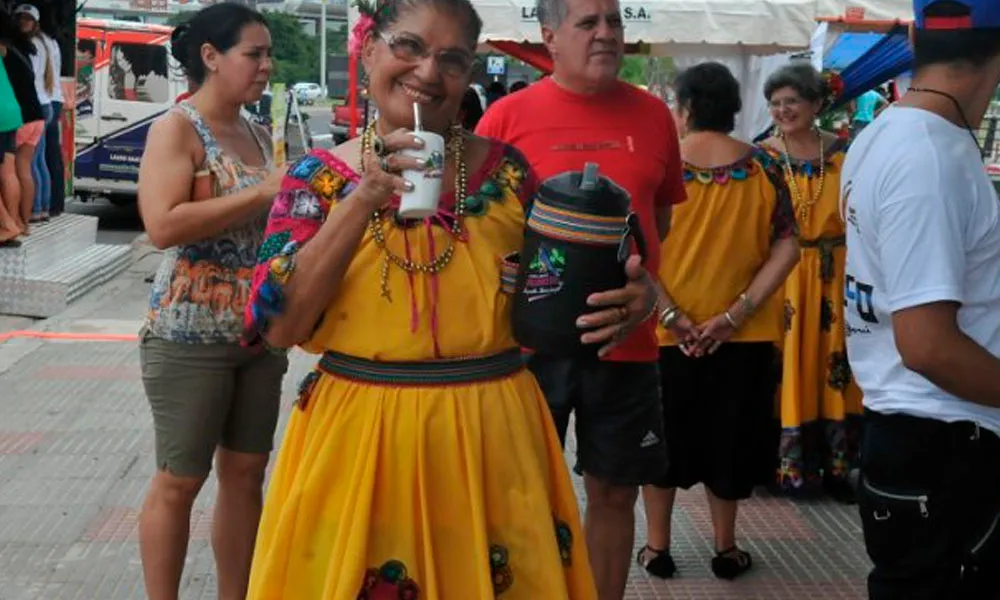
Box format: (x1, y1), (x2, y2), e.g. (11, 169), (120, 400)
(0, 52), (24, 245)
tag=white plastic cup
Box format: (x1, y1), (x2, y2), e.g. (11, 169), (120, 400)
(397, 130), (446, 220)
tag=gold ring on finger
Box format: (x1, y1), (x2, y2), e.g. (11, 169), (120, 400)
(372, 136), (387, 157)
(379, 156), (391, 172)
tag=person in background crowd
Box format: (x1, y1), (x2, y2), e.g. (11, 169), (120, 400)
(256, 83), (272, 122)
(15, 3), (52, 223)
(0, 5), (41, 235)
(476, 0), (685, 595)
(39, 8), (63, 217)
(760, 63), (862, 502)
(0, 9), (23, 246)
(458, 85), (484, 130)
(485, 79), (506, 105)
(134, 5), (288, 600)
(638, 61), (799, 582)
(843, 0), (1000, 597)
(849, 87), (888, 138)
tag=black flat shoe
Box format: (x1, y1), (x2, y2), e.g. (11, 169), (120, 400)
(711, 546), (752, 580)
(637, 545), (677, 579)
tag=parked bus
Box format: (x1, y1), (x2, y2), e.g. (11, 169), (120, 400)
(72, 18), (311, 206)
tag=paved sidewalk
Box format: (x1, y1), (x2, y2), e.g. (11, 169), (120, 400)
(0, 265), (872, 599)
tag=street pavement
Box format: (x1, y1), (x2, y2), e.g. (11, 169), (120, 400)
(0, 242), (872, 599)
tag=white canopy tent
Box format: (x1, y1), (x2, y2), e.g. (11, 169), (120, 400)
(470, 0), (820, 53)
(346, 0), (825, 139)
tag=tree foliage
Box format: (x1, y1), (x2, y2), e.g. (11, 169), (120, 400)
(619, 55), (675, 88)
(165, 10), (347, 87)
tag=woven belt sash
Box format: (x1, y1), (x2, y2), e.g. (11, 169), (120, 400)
(527, 199), (627, 246)
(799, 234), (846, 282)
(317, 349), (525, 386)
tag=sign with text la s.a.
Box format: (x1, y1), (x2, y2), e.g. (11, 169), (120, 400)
(519, 3), (651, 22)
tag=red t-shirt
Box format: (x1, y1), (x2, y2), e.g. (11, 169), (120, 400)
(476, 78), (686, 362)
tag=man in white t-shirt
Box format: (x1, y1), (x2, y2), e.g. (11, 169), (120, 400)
(842, 1), (1000, 598)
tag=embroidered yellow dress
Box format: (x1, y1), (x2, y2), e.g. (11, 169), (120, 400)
(243, 141), (596, 599)
(655, 150), (796, 494)
(762, 138), (863, 497)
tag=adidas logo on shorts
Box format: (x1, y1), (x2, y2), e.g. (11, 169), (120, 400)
(640, 430), (660, 448)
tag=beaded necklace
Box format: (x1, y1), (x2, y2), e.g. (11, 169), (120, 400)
(360, 121), (468, 300)
(778, 130), (825, 223)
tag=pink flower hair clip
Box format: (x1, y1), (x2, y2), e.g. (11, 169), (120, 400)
(349, 0), (383, 55)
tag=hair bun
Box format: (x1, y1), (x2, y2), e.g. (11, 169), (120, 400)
(170, 24), (189, 65)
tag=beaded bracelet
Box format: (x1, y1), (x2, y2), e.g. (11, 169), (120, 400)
(659, 305), (680, 329)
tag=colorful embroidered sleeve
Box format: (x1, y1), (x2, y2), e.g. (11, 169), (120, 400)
(499, 144), (539, 208)
(243, 150), (359, 347)
(760, 157), (799, 243)
(751, 148), (798, 243)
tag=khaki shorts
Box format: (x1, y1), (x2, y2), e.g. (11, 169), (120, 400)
(139, 328), (289, 477)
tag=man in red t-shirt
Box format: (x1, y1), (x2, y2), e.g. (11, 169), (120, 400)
(476, 0), (685, 595)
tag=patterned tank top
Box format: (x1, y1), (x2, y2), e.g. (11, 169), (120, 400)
(144, 101), (272, 344)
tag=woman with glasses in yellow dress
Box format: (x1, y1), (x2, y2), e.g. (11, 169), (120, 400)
(760, 63), (863, 502)
(241, 0), (659, 596)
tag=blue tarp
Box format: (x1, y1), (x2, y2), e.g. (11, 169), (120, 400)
(831, 25), (914, 110)
(824, 33), (885, 71)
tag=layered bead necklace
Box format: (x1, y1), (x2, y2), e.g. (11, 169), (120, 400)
(359, 121), (469, 301)
(778, 130), (825, 223)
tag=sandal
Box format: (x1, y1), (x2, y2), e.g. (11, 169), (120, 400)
(711, 546), (752, 580)
(637, 545), (677, 579)
(0, 238), (22, 248)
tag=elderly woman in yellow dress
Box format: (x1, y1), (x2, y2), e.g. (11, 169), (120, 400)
(639, 61), (800, 582)
(240, 0), (659, 596)
(760, 63), (862, 501)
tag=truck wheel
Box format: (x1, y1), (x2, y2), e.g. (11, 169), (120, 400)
(107, 194), (136, 207)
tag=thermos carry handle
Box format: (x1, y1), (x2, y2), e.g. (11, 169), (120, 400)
(577, 162), (647, 264)
(618, 212), (648, 264)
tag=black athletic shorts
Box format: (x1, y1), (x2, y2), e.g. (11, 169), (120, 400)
(527, 353), (667, 486)
(0, 129), (15, 155)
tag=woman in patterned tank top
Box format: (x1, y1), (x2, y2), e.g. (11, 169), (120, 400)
(134, 5), (288, 600)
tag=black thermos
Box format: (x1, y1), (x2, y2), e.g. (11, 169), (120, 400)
(511, 163), (646, 357)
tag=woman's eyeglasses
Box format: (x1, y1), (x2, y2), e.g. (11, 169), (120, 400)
(769, 97), (805, 110)
(379, 32), (475, 78)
